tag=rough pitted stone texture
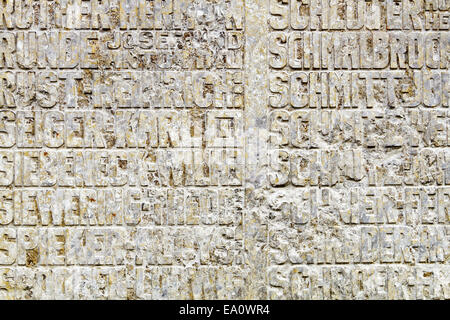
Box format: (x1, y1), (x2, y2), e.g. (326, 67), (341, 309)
(0, 0), (448, 300)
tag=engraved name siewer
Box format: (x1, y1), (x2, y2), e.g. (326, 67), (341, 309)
(0, 0), (448, 300)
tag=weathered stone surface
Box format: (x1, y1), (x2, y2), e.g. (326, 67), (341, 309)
(0, 0), (448, 300)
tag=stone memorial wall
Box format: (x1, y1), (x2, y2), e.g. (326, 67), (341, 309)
(0, 0), (448, 300)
